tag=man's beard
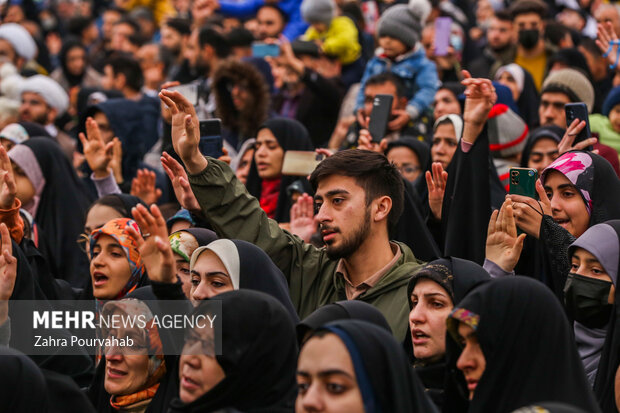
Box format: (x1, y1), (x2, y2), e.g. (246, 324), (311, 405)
(490, 42), (511, 54)
(324, 207), (371, 260)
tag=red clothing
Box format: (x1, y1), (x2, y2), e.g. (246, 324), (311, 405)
(259, 178), (281, 219)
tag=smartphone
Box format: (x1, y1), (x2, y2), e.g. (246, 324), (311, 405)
(509, 167), (539, 199)
(281, 151), (325, 176)
(198, 119), (223, 159)
(252, 43), (280, 58)
(564, 102), (593, 151)
(434, 17), (452, 57)
(368, 94), (394, 143)
(168, 83), (198, 106)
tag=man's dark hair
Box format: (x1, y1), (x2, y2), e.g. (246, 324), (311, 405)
(198, 26), (231, 58)
(114, 17), (141, 35)
(544, 22), (570, 47)
(258, 4), (289, 24)
(67, 16), (94, 38)
(494, 9), (512, 22)
(365, 72), (406, 98)
(105, 54), (144, 92)
(226, 27), (255, 48)
(164, 17), (191, 36)
(309, 150), (404, 232)
(510, 0), (548, 20)
(579, 36), (603, 58)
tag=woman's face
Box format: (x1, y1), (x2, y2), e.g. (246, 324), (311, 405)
(387, 146), (421, 183)
(104, 319), (151, 396)
(455, 322), (486, 401)
(527, 138), (559, 175)
(296, 333), (365, 413)
(544, 170), (590, 238)
(609, 104), (620, 134)
(174, 252), (192, 300)
(85, 205), (124, 236)
(497, 71), (520, 102)
(190, 250), (234, 303)
(179, 324), (225, 403)
(12, 161), (35, 206)
(409, 278), (453, 361)
(431, 123), (458, 170)
(433, 89), (461, 119)
(90, 234), (132, 299)
(254, 128), (284, 180)
(236, 148), (254, 185)
(571, 247), (615, 304)
(66, 46), (86, 76)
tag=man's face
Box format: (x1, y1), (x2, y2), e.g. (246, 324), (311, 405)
(102, 65), (121, 91)
(19, 92), (52, 125)
(161, 25), (184, 57)
(539, 92), (570, 128)
(314, 175), (374, 260)
(487, 18), (513, 51)
(93, 111), (115, 143)
(185, 30), (200, 69)
(0, 39), (18, 67)
(595, 5), (620, 40)
(102, 11), (122, 42)
(257, 7), (285, 40)
(110, 22), (135, 51)
(514, 12), (544, 39)
(362, 82), (402, 119)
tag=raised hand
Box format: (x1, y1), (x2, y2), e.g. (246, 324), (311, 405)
(290, 193), (317, 243)
(79, 117), (115, 178)
(159, 89), (206, 174)
(597, 22), (620, 70)
(461, 70), (497, 144)
(0, 223), (16, 301)
(161, 151), (201, 213)
(129, 204), (176, 284)
(131, 169), (163, 205)
(0, 147), (16, 210)
(426, 162), (448, 220)
(110, 138), (123, 184)
(357, 129), (386, 153)
(558, 119), (598, 155)
(507, 179), (552, 239)
(485, 199), (526, 273)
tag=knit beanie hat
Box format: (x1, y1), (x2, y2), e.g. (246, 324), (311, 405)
(377, 4), (422, 49)
(488, 104), (529, 158)
(541, 69), (594, 113)
(603, 86), (620, 117)
(301, 0), (335, 26)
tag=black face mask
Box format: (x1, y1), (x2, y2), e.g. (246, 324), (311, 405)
(564, 273), (613, 329)
(518, 29), (540, 50)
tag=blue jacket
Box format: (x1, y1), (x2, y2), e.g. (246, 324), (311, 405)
(218, 0), (307, 40)
(355, 47), (439, 120)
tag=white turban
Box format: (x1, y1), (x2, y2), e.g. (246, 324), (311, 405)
(0, 23), (37, 60)
(19, 75), (69, 114)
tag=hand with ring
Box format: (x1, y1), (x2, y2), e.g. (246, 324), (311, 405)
(505, 179), (552, 239)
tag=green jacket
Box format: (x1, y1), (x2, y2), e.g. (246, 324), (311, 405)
(188, 158), (423, 340)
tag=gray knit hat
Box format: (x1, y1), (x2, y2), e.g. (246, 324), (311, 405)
(377, 4), (422, 49)
(301, 0), (335, 26)
(541, 68), (595, 113)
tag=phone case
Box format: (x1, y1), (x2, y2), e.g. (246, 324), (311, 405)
(564, 103), (592, 148)
(434, 17), (452, 56)
(281, 151), (323, 176)
(252, 43), (280, 58)
(509, 167), (539, 199)
(368, 94), (394, 143)
(199, 119), (223, 158)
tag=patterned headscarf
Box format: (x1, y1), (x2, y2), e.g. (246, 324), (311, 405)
(101, 298), (166, 410)
(89, 218), (146, 301)
(541, 151), (594, 215)
(169, 231), (200, 262)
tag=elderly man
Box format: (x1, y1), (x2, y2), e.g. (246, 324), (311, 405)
(18, 75), (74, 159)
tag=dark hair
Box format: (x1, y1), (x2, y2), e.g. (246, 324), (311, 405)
(544, 22), (570, 47)
(105, 53), (144, 92)
(114, 17), (140, 35)
(198, 26), (231, 58)
(86, 195), (130, 217)
(258, 4), (289, 24)
(365, 72), (406, 99)
(226, 27), (255, 47)
(579, 36), (603, 58)
(66, 16), (94, 37)
(510, 0), (548, 20)
(309, 150), (404, 232)
(164, 17), (191, 36)
(493, 9), (512, 22)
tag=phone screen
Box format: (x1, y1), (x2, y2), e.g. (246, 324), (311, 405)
(199, 119), (223, 159)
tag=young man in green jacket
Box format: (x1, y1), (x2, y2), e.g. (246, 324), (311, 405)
(159, 92), (423, 340)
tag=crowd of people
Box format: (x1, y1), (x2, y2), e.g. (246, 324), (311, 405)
(1, 0), (620, 411)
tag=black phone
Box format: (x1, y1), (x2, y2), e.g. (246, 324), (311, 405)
(564, 102), (593, 151)
(199, 119), (223, 158)
(368, 94), (394, 143)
